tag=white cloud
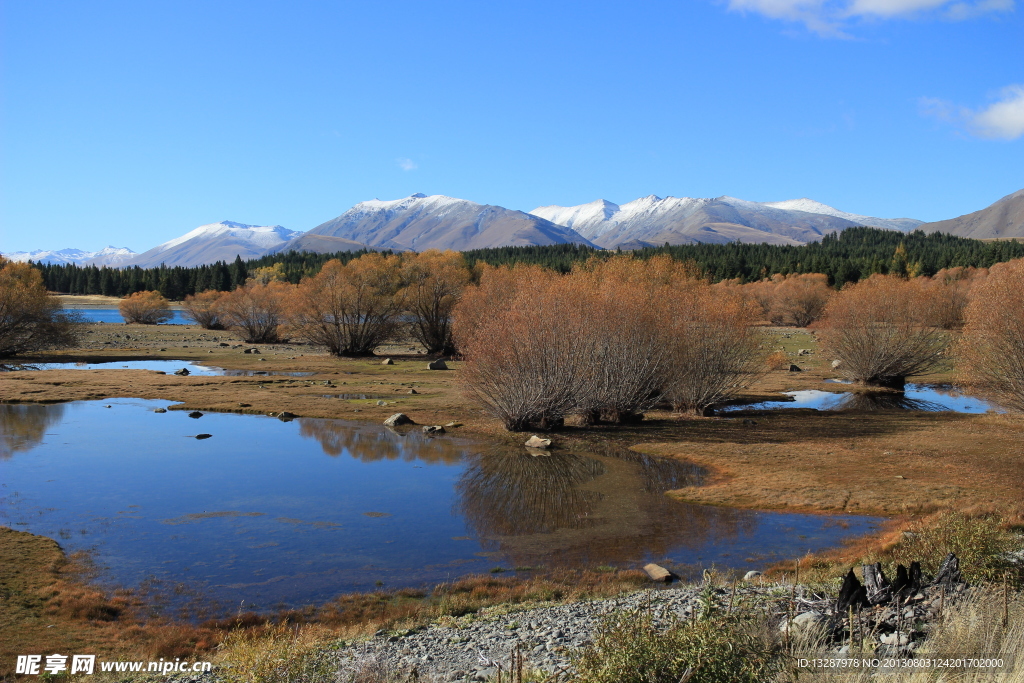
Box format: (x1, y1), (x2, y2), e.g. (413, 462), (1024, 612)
(970, 85), (1024, 140)
(920, 85), (1024, 140)
(726, 0), (1014, 33)
(397, 157), (418, 171)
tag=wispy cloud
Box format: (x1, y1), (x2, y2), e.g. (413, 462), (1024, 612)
(397, 157), (418, 171)
(725, 0), (1014, 34)
(920, 85), (1024, 140)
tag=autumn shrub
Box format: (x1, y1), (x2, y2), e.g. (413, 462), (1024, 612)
(663, 282), (767, 415)
(0, 258), (83, 358)
(400, 250), (470, 355)
(914, 266), (982, 330)
(817, 274), (947, 388)
(181, 290), (225, 329)
(770, 273), (832, 327)
(455, 265), (592, 431)
(956, 257), (1024, 411)
(289, 254), (405, 356)
(219, 281), (290, 343)
(119, 290), (173, 324)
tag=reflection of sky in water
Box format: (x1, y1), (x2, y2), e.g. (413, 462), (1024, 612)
(1, 360), (312, 377)
(68, 309), (190, 325)
(1, 400), (881, 613)
(723, 384), (1002, 414)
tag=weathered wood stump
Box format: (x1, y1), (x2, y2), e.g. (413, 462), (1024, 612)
(863, 562), (893, 605)
(643, 563), (676, 583)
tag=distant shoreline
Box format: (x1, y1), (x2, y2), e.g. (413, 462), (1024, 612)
(55, 294), (184, 310)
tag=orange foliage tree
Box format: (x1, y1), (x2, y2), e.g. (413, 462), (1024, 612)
(219, 281), (290, 343)
(289, 254), (405, 356)
(401, 250), (471, 355)
(663, 281), (766, 415)
(817, 274), (947, 388)
(181, 290), (225, 329)
(770, 273), (832, 327)
(956, 258), (1024, 412)
(119, 290), (173, 325)
(0, 258), (83, 358)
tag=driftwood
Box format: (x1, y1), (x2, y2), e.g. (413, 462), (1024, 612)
(837, 568), (869, 612)
(933, 553), (962, 588)
(863, 562), (893, 605)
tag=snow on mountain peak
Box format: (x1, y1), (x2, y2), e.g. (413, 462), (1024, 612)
(156, 221), (299, 252)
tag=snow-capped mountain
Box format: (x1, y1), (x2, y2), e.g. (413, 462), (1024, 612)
(761, 199), (923, 233)
(284, 193), (595, 253)
(3, 246), (137, 267)
(531, 196), (922, 248)
(125, 221), (304, 268)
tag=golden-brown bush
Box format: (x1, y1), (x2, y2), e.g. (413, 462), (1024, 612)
(663, 282), (767, 415)
(400, 250), (471, 355)
(219, 281), (290, 344)
(118, 290), (173, 325)
(770, 273), (832, 327)
(817, 274), (947, 388)
(289, 254), (404, 356)
(0, 258), (83, 358)
(956, 258), (1024, 412)
(181, 290), (225, 329)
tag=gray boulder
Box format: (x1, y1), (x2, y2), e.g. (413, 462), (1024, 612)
(525, 435), (552, 449)
(384, 413), (415, 427)
(427, 359), (448, 370)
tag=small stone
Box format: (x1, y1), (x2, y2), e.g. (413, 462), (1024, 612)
(408, 388), (418, 394)
(427, 359), (448, 370)
(525, 435), (552, 449)
(173, 368), (190, 376)
(195, 434), (212, 440)
(879, 632), (911, 646)
(238, 403), (251, 407)
(831, 359), (843, 368)
(278, 411), (296, 421)
(377, 400), (388, 406)
(383, 413), (415, 427)
(381, 358), (394, 365)
(154, 408), (167, 413)
(444, 422), (462, 428)
(743, 571), (762, 581)
(422, 425), (446, 434)
(188, 411), (203, 419)
(789, 364), (802, 372)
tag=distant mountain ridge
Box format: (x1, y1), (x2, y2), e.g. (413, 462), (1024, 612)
(287, 193), (596, 253)
(530, 196), (923, 249)
(920, 189), (1024, 240)
(124, 221), (304, 268)
(3, 246), (137, 267)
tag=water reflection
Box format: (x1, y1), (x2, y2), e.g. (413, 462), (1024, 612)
(724, 384), (1002, 414)
(0, 403), (66, 459)
(297, 418), (464, 465)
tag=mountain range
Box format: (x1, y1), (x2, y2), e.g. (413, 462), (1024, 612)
(5, 188), (1022, 268)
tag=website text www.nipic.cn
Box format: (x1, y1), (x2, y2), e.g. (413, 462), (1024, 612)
(15, 654), (213, 675)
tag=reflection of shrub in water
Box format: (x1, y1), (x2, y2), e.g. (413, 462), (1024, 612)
(837, 392), (946, 412)
(296, 419), (465, 465)
(456, 449), (605, 537)
(0, 403), (66, 459)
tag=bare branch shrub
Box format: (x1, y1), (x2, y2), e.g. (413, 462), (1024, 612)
(454, 265), (592, 431)
(956, 258), (1024, 412)
(817, 274), (947, 389)
(118, 290), (173, 325)
(770, 273), (832, 327)
(400, 250), (470, 355)
(913, 266), (981, 330)
(289, 254), (405, 356)
(219, 281), (290, 343)
(0, 258), (83, 358)
(181, 290), (225, 329)
(663, 281), (767, 415)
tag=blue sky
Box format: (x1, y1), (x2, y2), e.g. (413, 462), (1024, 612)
(1, 0), (1021, 253)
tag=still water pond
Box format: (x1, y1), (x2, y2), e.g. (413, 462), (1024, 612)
(1, 360), (314, 377)
(723, 384), (1002, 414)
(71, 309), (190, 325)
(1, 400), (880, 612)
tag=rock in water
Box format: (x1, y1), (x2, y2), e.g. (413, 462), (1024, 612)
(278, 411), (296, 421)
(525, 435), (552, 449)
(427, 360), (448, 370)
(422, 425), (445, 434)
(383, 413), (415, 426)
(188, 411), (204, 419)
(643, 563), (675, 583)
(173, 368), (190, 376)
(195, 434), (212, 440)
(154, 408), (167, 413)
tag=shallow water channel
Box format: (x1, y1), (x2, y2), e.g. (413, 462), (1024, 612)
(723, 384), (1002, 414)
(0, 359), (314, 377)
(1, 400), (881, 613)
